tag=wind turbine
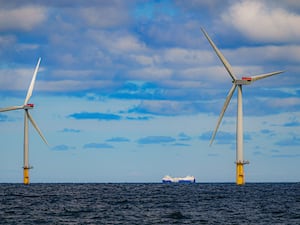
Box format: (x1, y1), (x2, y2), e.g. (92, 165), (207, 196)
(0, 58), (48, 185)
(201, 28), (284, 185)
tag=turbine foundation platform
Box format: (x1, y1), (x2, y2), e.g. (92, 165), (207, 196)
(235, 161), (249, 185)
(23, 167), (30, 185)
(236, 163), (244, 185)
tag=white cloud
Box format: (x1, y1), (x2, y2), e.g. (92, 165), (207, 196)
(51, 69), (97, 80)
(0, 67), (117, 93)
(269, 97), (300, 108)
(223, 45), (300, 66)
(160, 79), (204, 89)
(0, 68), (36, 91)
(87, 30), (147, 53)
(115, 35), (146, 52)
(36, 80), (117, 92)
(0, 35), (16, 47)
(129, 67), (173, 81)
(222, 0), (300, 42)
(129, 54), (156, 66)
(80, 5), (130, 28)
(0, 6), (47, 31)
(162, 48), (213, 66)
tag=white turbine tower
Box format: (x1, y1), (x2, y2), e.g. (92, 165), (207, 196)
(0, 58), (48, 185)
(201, 28), (284, 185)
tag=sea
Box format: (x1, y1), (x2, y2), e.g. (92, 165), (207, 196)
(0, 183), (299, 224)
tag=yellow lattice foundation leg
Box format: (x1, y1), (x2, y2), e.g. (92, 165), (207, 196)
(23, 167), (30, 185)
(236, 163), (245, 185)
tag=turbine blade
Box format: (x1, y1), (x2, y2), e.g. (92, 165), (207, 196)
(201, 28), (237, 81)
(24, 58), (41, 105)
(0, 105), (24, 112)
(251, 71), (284, 82)
(210, 84), (237, 146)
(26, 111), (48, 145)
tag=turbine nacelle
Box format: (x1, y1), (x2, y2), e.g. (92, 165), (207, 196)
(234, 78), (253, 85)
(24, 103), (34, 110)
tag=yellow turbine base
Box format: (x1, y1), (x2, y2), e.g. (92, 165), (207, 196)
(23, 167), (30, 185)
(236, 163), (245, 185)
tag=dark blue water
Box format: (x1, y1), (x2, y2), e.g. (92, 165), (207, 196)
(0, 183), (299, 224)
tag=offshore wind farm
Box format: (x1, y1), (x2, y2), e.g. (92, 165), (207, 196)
(0, 32), (285, 185)
(0, 1), (299, 184)
(1, 1), (299, 224)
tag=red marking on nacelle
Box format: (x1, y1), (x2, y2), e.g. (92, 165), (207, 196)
(26, 103), (34, 107)
(242, 77), (252, 81)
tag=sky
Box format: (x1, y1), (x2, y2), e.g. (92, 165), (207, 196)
(0, 0), (299, 183)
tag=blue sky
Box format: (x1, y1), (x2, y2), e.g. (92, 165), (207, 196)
(0, 0), (299, 183)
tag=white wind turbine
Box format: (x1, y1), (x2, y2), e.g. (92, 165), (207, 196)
(201, 28), (284, 185)
(0, 58), (48, 185)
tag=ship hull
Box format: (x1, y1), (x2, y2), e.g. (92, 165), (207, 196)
(162, 175), (196, 183)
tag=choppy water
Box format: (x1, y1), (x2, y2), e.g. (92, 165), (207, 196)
(0, 183), (299, 224)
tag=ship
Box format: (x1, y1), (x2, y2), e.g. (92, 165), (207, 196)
(162, 175), (196, 183)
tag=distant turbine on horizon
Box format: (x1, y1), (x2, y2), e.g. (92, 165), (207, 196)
(201, 28), (284, 185)
(0, 58), (48, 185)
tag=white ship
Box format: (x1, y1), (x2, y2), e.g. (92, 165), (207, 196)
(162, 175), (196, 183)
